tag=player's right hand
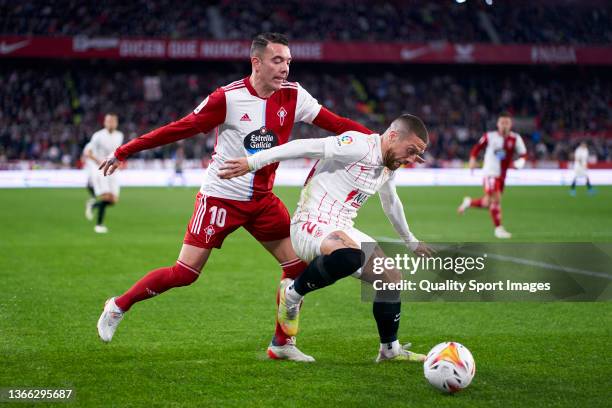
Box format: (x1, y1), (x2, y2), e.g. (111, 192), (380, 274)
(99, 156), (121, 176)
(468, 157), (477, 174)
(218, 158), (250, 179)
(413, 242), (435, 258)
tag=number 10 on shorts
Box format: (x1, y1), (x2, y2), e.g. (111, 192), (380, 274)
(209, 206), (227, 227)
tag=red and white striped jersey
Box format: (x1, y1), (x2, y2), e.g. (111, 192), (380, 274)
(293, 132), (393, 229)
(114, 77), (375, 198)
(471, 131), (526, 177)
(197, 78), (321, 200)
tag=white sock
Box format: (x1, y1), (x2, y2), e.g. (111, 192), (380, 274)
(110, 298), (124, 314)
(380, 340), (401, 356)
(285, 283), (303, 305)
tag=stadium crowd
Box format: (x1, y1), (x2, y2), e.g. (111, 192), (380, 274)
(1, 0), (611, 44)
(1, 63), (610, 168)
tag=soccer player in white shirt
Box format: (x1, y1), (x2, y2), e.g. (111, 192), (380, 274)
(83, 113), (124, 233)
(457, 112), (527, 239)
(570, 142), (594, 196)
(219, 114), (433, 362)
(96, 33), (373, 361)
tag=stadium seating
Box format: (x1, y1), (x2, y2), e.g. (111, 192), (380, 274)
(1, 0), (610, 44)
(1, 63), (610, 167)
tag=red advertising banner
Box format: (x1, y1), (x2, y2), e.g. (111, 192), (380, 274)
(551, 130), (612, 140)
(1, 36), (611, 65)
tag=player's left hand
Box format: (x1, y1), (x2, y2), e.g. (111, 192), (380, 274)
(99, 156), (121, 176)
(219, 158), (250, 179)
(413, 242), (435, 257)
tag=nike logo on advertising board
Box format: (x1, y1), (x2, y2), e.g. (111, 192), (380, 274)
(0, 40), (30, 54)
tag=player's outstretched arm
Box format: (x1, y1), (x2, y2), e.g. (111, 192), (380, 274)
(99, 156), (120, 176)
(294, 83), (373, 135)
(113, 114), (204, 162)
(113, 88), (226, 163)
(312, 107), (374, 135)
(379, 177), (433, 257)
(218, 138), (329, 179)
(219, 133), (371, 179)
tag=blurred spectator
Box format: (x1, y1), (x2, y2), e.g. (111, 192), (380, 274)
(0, 0), (610, 44)
(1, 61), (610, 168)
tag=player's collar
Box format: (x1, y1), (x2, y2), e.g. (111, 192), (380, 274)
(375, 133), (384, 165)
(244, 77), (268, 100)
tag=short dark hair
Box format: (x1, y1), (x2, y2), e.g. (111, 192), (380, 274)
(105, 112), (118, 118)
(499, 111), (512, 119)
(394, 114), (429, 144)
(250, 32), (289, 57)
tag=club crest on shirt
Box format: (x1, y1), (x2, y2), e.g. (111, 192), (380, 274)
(243, 126), (279, 155)
(277, 107), (287, 126)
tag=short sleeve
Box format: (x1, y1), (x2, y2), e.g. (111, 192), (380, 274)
(295, 83), (322, 124)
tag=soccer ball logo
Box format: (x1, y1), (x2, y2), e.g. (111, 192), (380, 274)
(423, 342), (475, 393)
(340, 135), (354, 145)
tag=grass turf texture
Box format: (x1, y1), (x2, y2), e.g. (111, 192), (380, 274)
(1, 186), (611, 407)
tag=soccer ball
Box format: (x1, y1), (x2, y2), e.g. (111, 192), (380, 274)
(423, 342), (475, 393)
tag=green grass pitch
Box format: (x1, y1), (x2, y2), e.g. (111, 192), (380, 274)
(1, 186), (611, 407)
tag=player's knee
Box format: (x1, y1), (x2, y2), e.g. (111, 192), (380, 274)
(171, 261), (201, 287)
(323, 248), (366, 280)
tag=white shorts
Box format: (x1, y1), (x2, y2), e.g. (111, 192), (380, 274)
(573, 167), (588, 178)
(290, 220), (376, 278)
(93, 173), (120, 197)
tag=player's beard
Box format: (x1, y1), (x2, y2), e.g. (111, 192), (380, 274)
(383, 150), (401, 170)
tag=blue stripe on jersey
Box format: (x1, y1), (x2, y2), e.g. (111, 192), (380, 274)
(249, 99), (268, 200)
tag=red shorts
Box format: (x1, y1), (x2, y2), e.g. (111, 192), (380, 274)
(483, 176), (505, 194)
(183, 192), (290, 249)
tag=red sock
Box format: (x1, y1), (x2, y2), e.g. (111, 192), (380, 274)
(470, 197), (487, 208)
(115, 261), (200, 312)
(489, 202), (502, 227)
(273, 258), (307, 346)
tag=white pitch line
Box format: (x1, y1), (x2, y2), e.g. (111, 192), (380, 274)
(375, 237), (612, 281)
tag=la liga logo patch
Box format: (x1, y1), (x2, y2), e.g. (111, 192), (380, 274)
(339, 135), (354, 145)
